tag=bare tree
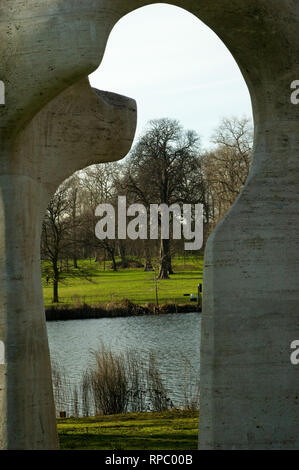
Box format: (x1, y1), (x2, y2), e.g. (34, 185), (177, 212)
(202, 116), (253, 227)
(40, 117), (252, 293)
(68, 175), (80, 269)
(122, 118), (204, 279)
(41, 183), (71, 302)
(79, 163), (120, 271)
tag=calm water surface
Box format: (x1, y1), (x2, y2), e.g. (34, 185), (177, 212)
(46, 312), (201, 407)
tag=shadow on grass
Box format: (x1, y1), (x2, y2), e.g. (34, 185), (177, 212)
(58, 410), (199, 450)
(59, 433), (198, 451)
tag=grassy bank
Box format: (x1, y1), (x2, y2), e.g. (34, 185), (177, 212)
(57, 410), (199, 450)
(42, 255), (204, 309)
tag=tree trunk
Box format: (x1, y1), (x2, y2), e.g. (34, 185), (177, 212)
(119, 241), (127, 267)
(158, 239), (170, 279)
(52, 259), (59, 303)
(72, 188), (78, 269)
(168, 256), (174, 275)
(110, 250), (117, 272)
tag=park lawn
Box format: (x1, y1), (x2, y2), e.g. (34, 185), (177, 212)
(42, 255), (204, 308)
(57, 409), (199, 450)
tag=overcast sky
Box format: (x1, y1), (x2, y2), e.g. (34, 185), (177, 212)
(89, 3), (253, 149)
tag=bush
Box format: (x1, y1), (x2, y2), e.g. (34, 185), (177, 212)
(51, 346), (199, 417)
(89, 346), (129, 415)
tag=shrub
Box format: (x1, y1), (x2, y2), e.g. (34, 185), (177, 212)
(51, 346), (199, 417)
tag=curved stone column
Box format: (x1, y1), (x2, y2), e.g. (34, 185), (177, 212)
(0, 77), (136, 449)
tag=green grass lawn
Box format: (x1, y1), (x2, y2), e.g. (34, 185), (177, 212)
(42, 255), (204, 308)
(57, 410), (199, 450)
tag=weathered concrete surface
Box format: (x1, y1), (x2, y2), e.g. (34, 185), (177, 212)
(0, 0), (298, 449)
(0, 74), (136, 448)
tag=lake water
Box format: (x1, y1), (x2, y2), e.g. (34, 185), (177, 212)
(46, 312), (201, 411)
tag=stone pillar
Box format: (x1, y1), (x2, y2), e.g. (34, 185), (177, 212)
(0, 175), (59, 449)
(200, 116), (299, 449)
(199, 22), (299, 444)
(0, 78), (136, 449)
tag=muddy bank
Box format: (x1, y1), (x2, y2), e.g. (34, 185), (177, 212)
(45, 299), (200, 321)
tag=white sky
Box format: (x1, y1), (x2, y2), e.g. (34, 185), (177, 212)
(89, 3), (253, 150)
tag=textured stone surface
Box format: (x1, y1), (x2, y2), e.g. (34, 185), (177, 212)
(0, 0), (298, 449)
(0, 78), (136, 449)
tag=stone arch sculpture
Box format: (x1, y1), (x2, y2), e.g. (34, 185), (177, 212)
(0, 0), (298, 449)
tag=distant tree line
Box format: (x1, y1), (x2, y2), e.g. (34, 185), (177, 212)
(41, 116), (253, 302)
